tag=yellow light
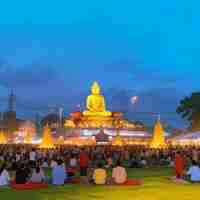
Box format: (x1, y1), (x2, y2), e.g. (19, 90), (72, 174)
(39, 125), (55, 149)
(0, 131), (7, 144)
(83, 81), (112, 117)
(150, 119), (166, 148)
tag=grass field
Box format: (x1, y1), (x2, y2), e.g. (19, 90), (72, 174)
(1, 168), (200, 200)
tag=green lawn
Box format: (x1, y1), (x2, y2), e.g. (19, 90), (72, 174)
(1, 168), (200, 200)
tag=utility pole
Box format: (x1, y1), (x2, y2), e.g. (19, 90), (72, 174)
(58, 107), (64, 136)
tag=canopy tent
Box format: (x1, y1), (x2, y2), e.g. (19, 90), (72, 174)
(173, 131), (200, 140)
(171, 131), (200, 145)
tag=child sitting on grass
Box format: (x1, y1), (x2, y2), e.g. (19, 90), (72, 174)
(186, 160), (200, 182)
(93, 163), (107, 185)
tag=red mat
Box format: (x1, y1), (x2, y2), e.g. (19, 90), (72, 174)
(65, 177), (80, 184)
(119, 179), (143, 186)
(66, 168), (77, 174)
(11, 182), (48, 190)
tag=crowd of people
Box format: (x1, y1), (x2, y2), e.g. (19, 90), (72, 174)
(0, 145), (200, 187)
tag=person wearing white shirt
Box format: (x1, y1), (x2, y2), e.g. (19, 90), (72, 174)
(0, 164), (10, 186)
(70, 156), (77, 168)
(16, 153), (21, 162)
(112, 161), (127, 184)
(51, 160), (57, 168)
(30, 150), (36, 161)
(187, 160), (200, 182)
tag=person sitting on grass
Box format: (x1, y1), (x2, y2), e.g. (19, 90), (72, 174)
(140, 157), (147, 168)
(42, 158), (49, 169)
(15, 163), (30, 184)
(105, 156), (113, 168)
(0, 164), (10, 186)
(112, 160), (127, 184)
(30, 165), (45, 183)
(186, 160), (200, 182)
(50, 159), (57, 168)
(93, 163), (107, 185)
(86, 164), (95, 185)
(52, 159), (66, 185)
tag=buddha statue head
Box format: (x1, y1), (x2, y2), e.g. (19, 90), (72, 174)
(91, 81), (100, 95)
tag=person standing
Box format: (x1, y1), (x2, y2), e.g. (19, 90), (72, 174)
(79, 148), (89, 177)
(175, 151), (184, 179)
(29, 148), (36, 167)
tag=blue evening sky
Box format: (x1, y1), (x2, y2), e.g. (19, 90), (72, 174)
(0, 0), (199, 128)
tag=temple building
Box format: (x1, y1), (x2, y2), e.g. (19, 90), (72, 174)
(64, 81), (151, 144)
(65, 81), (145, 130)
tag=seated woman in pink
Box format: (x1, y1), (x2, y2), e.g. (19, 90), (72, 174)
(112, 161), (127, 184)
(30, 166), (45, 183)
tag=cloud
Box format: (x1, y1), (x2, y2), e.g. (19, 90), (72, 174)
(104, 58), (187, 84)
(104, 86), (187, 127)
(0, 60), (63, 88)
(0, 59), (77, 117)
(0, 58), (188, 127)
(104, 57), (142, 73)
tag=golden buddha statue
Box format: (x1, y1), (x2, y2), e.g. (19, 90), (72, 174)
(83, 81), (112, 117)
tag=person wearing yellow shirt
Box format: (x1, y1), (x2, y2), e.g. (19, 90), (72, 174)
(92, 163), (107, 185)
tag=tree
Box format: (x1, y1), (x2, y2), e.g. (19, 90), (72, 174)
(177, 92), (200, 131)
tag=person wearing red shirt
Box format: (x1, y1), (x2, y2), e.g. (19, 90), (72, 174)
(79, 148), (89, 177)
(175, 151), (184, 179)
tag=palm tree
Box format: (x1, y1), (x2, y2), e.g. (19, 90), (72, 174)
(177, 92), (200, 131)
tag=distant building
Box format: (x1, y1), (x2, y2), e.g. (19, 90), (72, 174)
(2, 111), (17, 134)
(17, 119), (36, 139)
(0, 90), (36, 139)
(0, 90), (17, 135)
(41, 113), (64, 129)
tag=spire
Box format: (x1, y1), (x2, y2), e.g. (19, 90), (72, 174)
(112, 129), (123, 146)
(8, 88), (16, 112)
(24, 129), (32, 144)
(151, 117), (165, 148)
(40, 124), (55, 148)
